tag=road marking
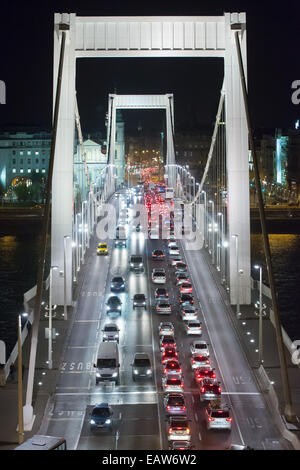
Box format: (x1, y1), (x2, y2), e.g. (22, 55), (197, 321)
(198, 432), (202, 441)
(194, 413), (198, 422)
(221, 392), (261, 395)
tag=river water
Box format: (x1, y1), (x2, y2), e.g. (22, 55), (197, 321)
(0, 227), (299, 359)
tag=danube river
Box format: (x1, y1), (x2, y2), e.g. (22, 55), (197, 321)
(0, 227), (299, 359)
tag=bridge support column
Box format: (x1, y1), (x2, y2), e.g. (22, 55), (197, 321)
(224, 13), (251, 306)
(51, 13), (76, 306)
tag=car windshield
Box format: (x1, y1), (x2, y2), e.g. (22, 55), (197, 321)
(189, 323), (200, 327)
(104, 326), (117, 332)
(167, 379), (181, 385)
(168, 396), (184, 405)
(108, 297), (121, 304)
(159, 303), (170, 307)
(154, 271), (165, 276)
(195, 344), (207, 349)
(112, 277), (123, 283)
(211, 410), (230, 418)
(131, 257), (142, 263)
(97, 359), (116, 368)
(134, 358), (151, 367)
(171, 418), (188, 428)
(93, 407), (110, 417)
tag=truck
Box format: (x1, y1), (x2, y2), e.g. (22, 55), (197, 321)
(165, 187), (174, 199)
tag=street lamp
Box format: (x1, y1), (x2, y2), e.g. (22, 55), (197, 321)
(217, 212), (224, 272)
(254, 264), (264, 365)
(17, 312), (28, 444)
(232, 234), (241, 317)
(81, 201), (87, 261)
(222, 240), (229, 284)
(63, 235), (71, 321)
(201, 190), (207, 247)
(48, 266), (58, 369)
(209, 200), (215, 264)
(75, 213), (81, 273)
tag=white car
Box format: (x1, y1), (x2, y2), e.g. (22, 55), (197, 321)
(190, 340), (209, 356)
(156, 300), (172, 314)
(169, 248), (180, 256)
(170, 256), (183, 267)
(152, 268), (166, 284)
(158, 322), (175, 337)
(190, 354), (211, 369)
(185, 320), (202, 335)
(168, 242), (178, 249)
(167, 416), (191, 442)
(162, 374), (184, 393)
(180, 306), (198, 322)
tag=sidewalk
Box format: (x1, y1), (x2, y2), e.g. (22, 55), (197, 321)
(0, 238), (91, 450)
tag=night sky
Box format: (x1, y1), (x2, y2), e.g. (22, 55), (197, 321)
(0, 0), (299, 137)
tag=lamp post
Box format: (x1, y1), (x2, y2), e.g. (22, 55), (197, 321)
(76, 213), (81, 273)
(232, 234), (241, 317)
(202, 190), (207, 247)
(63, 236), (71, 321)
(217, 212), (224, 272)
(17, 312), (27, 444)
(209, 200), (215, 264)
(222, 240), (229, 284)
(81, 201), (87, 262)
(254, 264), (264, 365)
(48, 266), (58, 369)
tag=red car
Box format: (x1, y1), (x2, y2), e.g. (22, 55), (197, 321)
(194, 367), (216, 383)
(160, 335), (177, 350)
(162, 347), (178, 364)
(179, 283), (193, 294)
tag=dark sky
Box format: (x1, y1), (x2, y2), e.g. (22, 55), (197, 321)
(0, 0), (299, 137)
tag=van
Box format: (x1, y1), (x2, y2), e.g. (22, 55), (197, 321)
(94, 342), (120, 385)
(130, 255), (144, 272)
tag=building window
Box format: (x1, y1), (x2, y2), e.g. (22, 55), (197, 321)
(36, 169), (39, 173)
(42, 158), (45, 164)
(20, 151), (23, 155)
(27, 159), (31, 164)
(12, 150), (16, 155)
(35, 151), (39, 155)
(12, 158), (16, 164)
(27, 151), (31, 155)
(35, 158), (39, 164)
(20, 159), (23, 164)
(28, 169), (31, 173)
(12, 169), (16, 173)
(20, 169), (24, 173)
(42, 169), (46, 173)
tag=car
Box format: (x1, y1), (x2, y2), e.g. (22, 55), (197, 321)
(156, 300), (172, 314)
(133, 293), (147, 308)
(97, 242), (108, 255)
(152, 268), (166, 284)
(152, 249), (165, 260)
(106, 296), (122, 315)
(169, 440), (192, 450)
(169, 247), (180, 256)
(90, 403), (113, 430)
(175, 272), (190, 285)
(131, 353), (152, 380)
(170, 256), (183, 267)
(162, 374), (184, 393)
(164, 393), (187, 415)
(179, 283), (193, 294)
(228, 444), (253, 450)
(115, 239), (126, 248)
(198, 379), (222, 402)
(193, 367), (216, 383)
(190, 340), (209, 356)
(185, 320), (202, 335)
(163, 360), (182, 376)
(102, 323), (120, 343)
(168, 241), (178, 249)
(160, 335), (177, 350)
(155, 288), (169, 300)
(174, 263), (188, 273)
(180, 293), (194, 305)
(190, 354), (210, 369)
(158, 322), (175, 337)
(205, 405), (232, 431)
(161, 347), (178, 364)
(110, 276), (125, 292)
(180, 305), (198, 321)
(167, 416), (191, 442)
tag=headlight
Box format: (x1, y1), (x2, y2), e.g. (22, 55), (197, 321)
(112, 372), (118, 377)
(117, 306), (121, 310)
(134, 370), (139, 374)
(130, 263), (134, 267)
(105, 419), (111, 425)
(96, 373), (100, 377)
(114, 334), (119, 339)
(146, 370), (152, 375)
(90, 419), (95, 424)
(103, 334), (108, 339)
(139, 263), (143, 266)
(134, 302), (137, 305)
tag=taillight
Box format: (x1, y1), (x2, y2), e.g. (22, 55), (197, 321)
(169, 427), (173, 434)
(208, 417), (215, 422)
(167, 405), (170, 410)
(218, 387), (221, 393)
(180, 383), (183, 387)
(192, 359), (195, 364)
(186, 428), (190, 434)
(226, 418), (232, 422)
(201, 387), (205, 393)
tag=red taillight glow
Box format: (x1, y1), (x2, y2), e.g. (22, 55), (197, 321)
(201, 387), (205, 393)
(169, 427), (173, 434)
(226, 418), (232, 422)
(208, 417), (215, 422)
(186, 428), (190, 434)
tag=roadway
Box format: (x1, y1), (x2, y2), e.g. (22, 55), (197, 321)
(39, 187), (291, 450)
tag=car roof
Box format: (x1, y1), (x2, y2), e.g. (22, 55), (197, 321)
(134, 352), (150, 359)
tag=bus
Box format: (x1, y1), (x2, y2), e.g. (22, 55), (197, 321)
(14, 435), (67, 450)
